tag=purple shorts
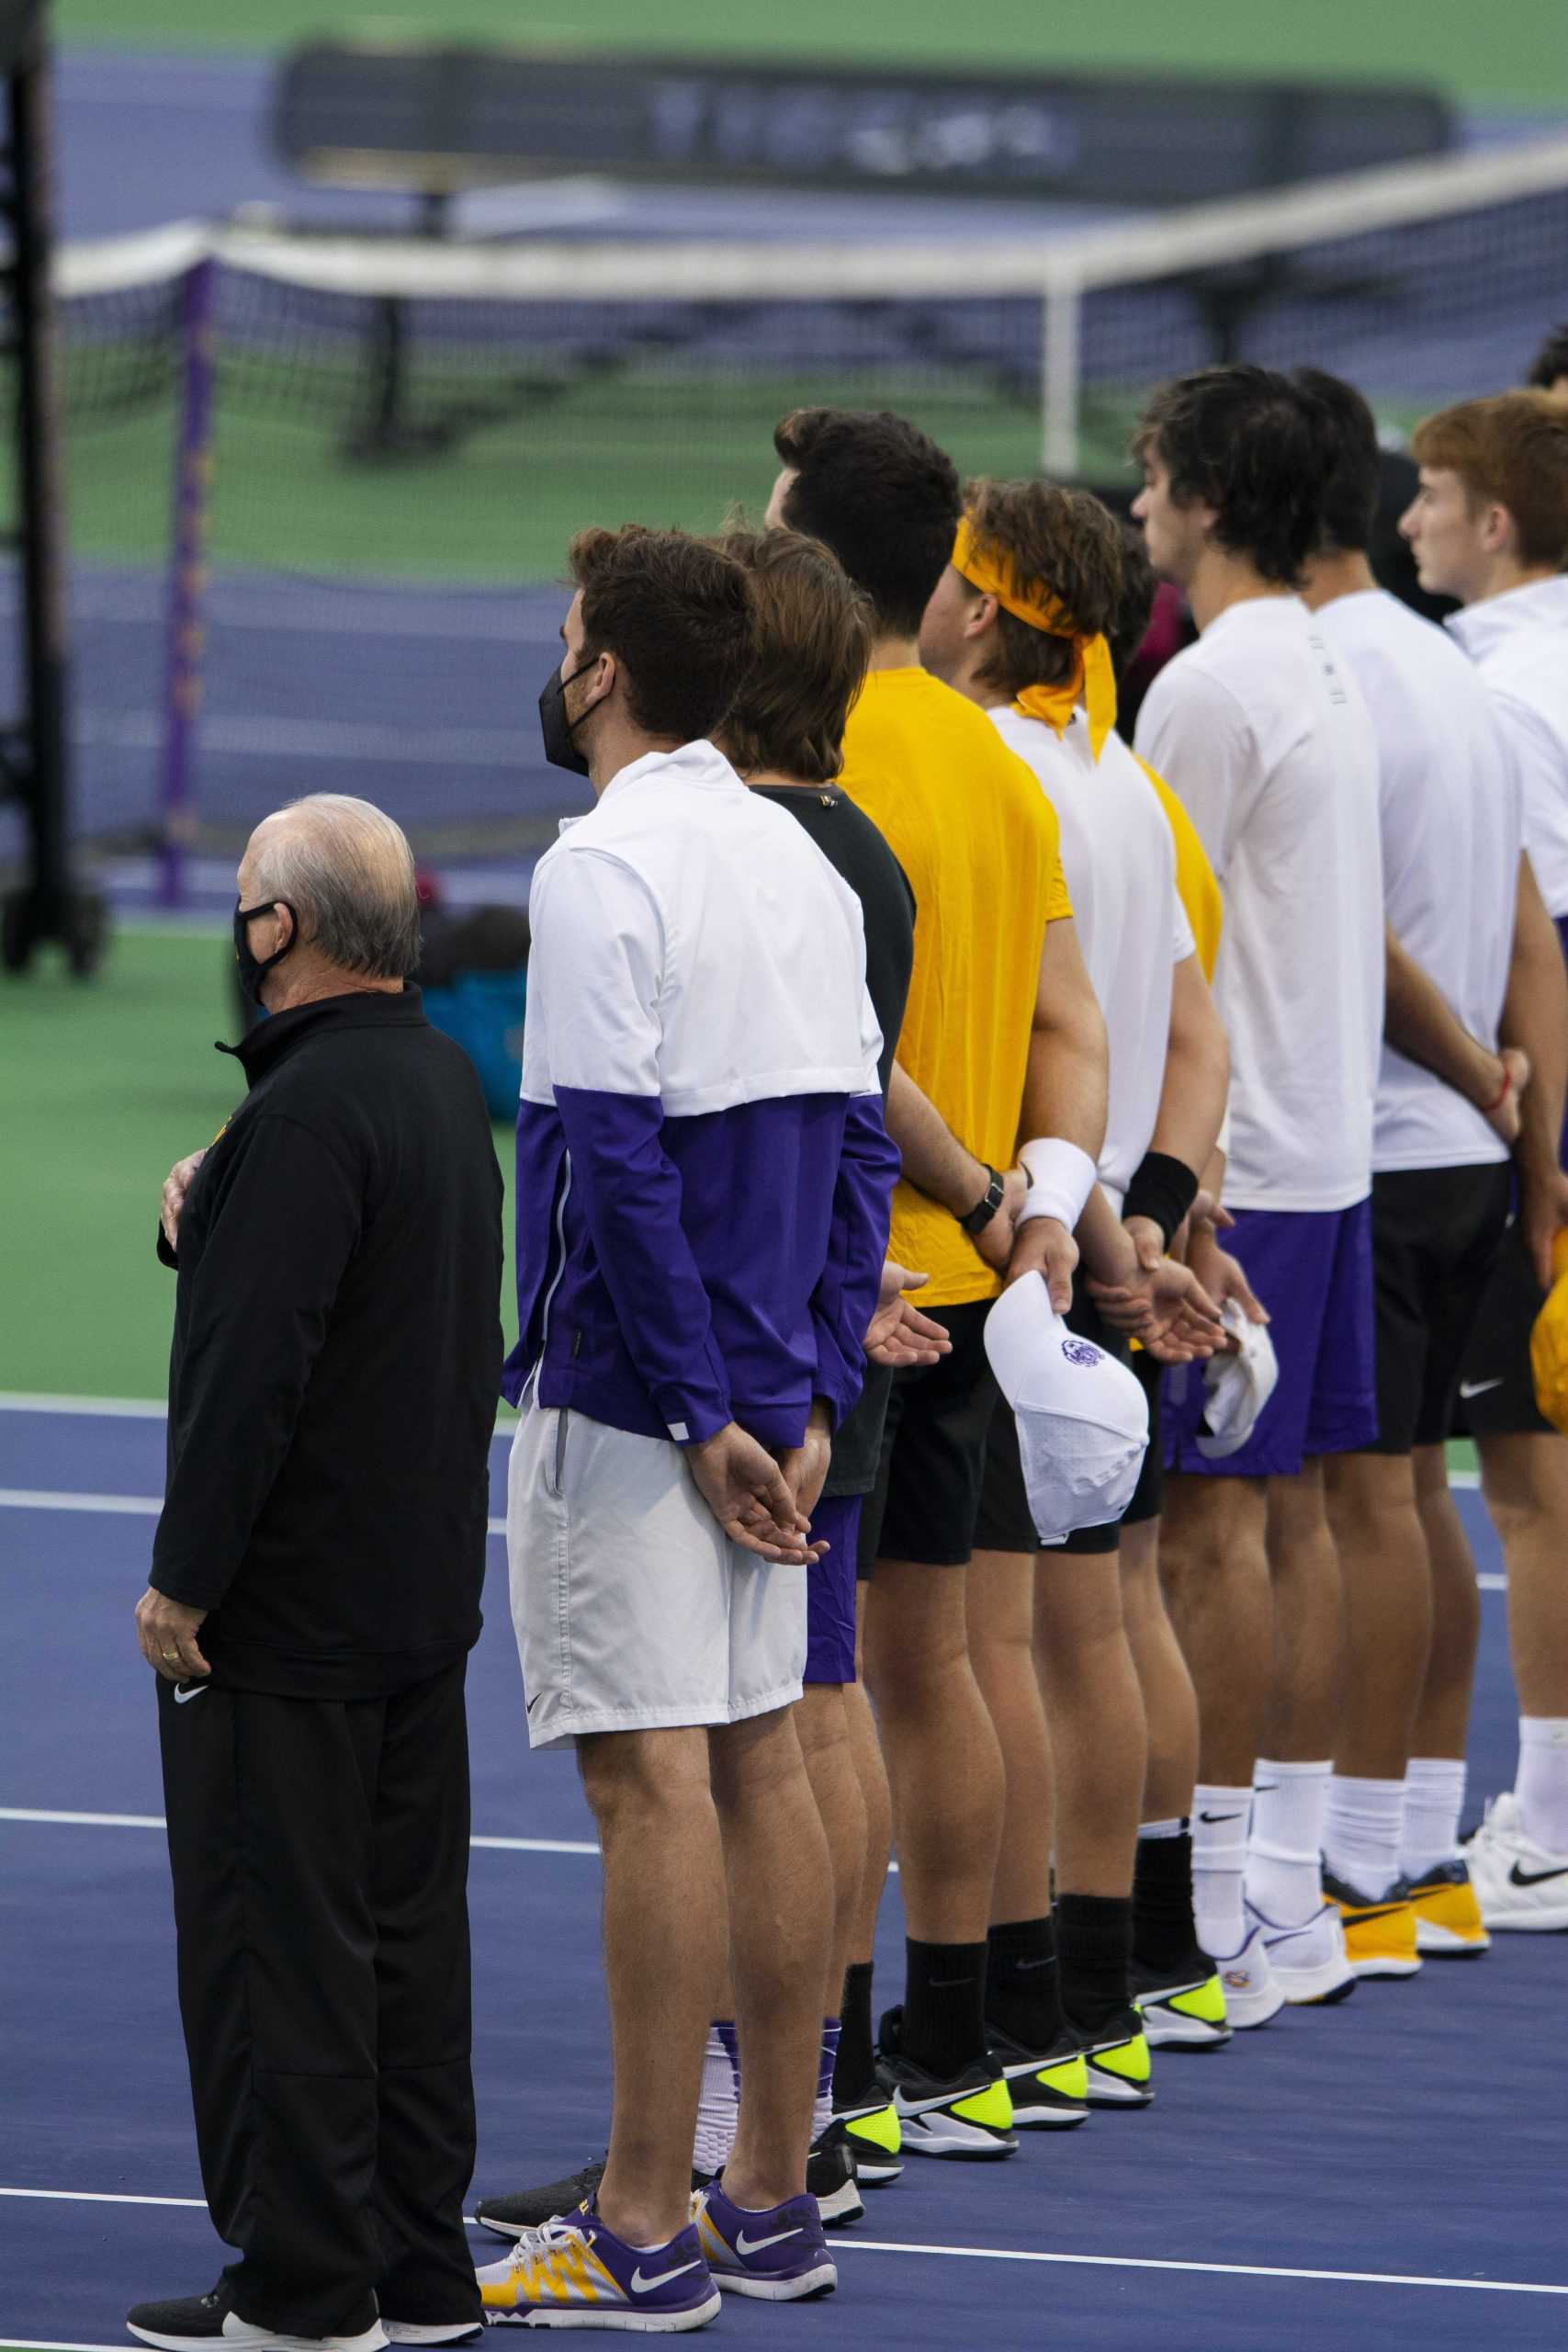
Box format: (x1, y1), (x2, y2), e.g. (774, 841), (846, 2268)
(805, 1493), (860, 1685)
(1164, 1199), (1378, 1479)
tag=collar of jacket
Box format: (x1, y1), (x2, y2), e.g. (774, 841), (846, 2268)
(218, 984), (428, 1083)
(1446, 574), (1568, 658)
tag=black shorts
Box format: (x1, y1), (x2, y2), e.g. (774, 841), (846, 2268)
(1365, 1162), (1512, 1453)
(861, 1299), (999, 1571)
(973, 1295), (1147, 1558)
(1122, 1347), (1164, 1527)
(822, 1362), (894, 1500)
(1453, 1208), (1553, 1439)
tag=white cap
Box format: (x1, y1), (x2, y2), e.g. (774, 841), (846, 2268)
(984, 1272), (1150, 1547)
(1194, 1301), (1280, 1459)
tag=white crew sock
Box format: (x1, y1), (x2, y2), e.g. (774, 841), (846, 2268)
(1191, 1784), (1250, 1958)
(1401, 1757), (1467, 1881)
(1321, 1775), (1405, 1897)
(1247, 1758), (1330, 1926)
(813, 2019), (840, 2141)
(694, 2020), (740, 2176)
(1517, 1718), (1568, 1855)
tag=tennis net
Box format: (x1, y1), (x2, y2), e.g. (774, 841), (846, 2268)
(22, 130), (1568, 890)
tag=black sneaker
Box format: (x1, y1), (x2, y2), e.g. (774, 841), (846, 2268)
(1074, 2004), (1156, 2108)
(382, 2328), (484, 2346)
(806, 2127), (863, 2226)
(987, 2020), (1091, 2128)
(874, 2006), (1018, 2160)
(474, 2159), (711, 2241)
(821, 2092), (902, 2185)
(1130, 1950), (1233, 2049)
(127, 2285), (383, 2352)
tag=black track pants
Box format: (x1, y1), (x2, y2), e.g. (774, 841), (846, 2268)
(157, 1663), (479, 2337)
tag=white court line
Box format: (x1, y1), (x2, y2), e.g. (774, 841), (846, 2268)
(839, 2238), (1568, 2296)
(0, 2193), (1563, 2301)
(0, 1490), (509, 1541)
(0, 2188), (206, 2210)
(1, 1810), (167, 1830)
(0, 1396), (517, 1436)
(4, 1491), (1501, 1587)
(0, 1810), (596, 1858)
(0, 1490), (161, 1517)
(0, 1394), (167, 1419)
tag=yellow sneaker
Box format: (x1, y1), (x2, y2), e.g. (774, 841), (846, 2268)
(1407, 1858), (1491, 1956)
(1323, 1868), (1422, 1977)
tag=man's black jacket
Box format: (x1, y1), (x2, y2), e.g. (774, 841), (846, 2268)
(152, 987), (504, 1698)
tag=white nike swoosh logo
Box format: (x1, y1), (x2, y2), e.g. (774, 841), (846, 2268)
(735, 2227), (803, 2256)
(1459, 1377), (1505, 1398)
(891, 2085), (971, 2120)
(629, 2260), (702, 2294)
(173, 1682), (210, 1703)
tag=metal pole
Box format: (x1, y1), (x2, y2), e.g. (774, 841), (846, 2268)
(156, 254), (217, 910)
(8, 0), (70, 930)
(1041, 271), (1082, 481)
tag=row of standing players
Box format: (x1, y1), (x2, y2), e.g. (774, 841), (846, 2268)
(128, 357), (1568, 2343)
(476, 371), (1568, 2325)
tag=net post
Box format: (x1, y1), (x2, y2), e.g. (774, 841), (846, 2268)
(156, 252), (217, 911)
(1041, 270), (1082, 481)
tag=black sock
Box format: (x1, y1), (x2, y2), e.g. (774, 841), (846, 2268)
(1133, 1827), (1201, 1973)
(985, 1917), (1065, 2053)
(1055, 1894), (1134, 2038)
(901, 1938), (989, 2080)
(832, 1962), (876, 2107)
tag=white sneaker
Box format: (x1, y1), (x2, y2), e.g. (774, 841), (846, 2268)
(1465, 1790), (1568, 1930)
(1209, 1924), (1284, 2029)
(1247, 1899), (1357, 2006)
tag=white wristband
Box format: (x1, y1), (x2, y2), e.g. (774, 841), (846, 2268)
(1016, 1137), (1099, 1230)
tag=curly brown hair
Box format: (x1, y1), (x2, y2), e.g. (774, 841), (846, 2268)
(960, 478), (1126, 699)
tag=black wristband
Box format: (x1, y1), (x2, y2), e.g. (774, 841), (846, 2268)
(959, 1164), (1006, 1237)
(1122, 1151), (1200, 1250)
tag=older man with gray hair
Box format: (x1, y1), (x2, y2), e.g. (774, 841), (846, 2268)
(129, 794), (503, 2352)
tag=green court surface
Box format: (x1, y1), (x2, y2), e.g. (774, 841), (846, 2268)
(0, 924), (1482, 1497)
(0, 926), (519, 1402)
(53, 0), (1568, 110)
(53, 368), (1054, 582)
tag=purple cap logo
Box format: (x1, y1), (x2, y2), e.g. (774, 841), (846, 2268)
(1061, 1337), (1101, 1369)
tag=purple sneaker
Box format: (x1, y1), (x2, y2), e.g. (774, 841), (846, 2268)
(476, 2198), (719, 2331)
(691, 2181), (837, 2301)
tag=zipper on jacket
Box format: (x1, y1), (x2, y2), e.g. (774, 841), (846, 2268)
(533, 1151), (573, 1382)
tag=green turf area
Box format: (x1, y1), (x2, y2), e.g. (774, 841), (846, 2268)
(0, 927), (518, 1402)
(0, 931), (1486, 1495)
(53, 0), (1568, 110)
(53, 367), (1052, 580)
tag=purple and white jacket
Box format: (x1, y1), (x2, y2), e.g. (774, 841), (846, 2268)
(502, 740), (899, 1450)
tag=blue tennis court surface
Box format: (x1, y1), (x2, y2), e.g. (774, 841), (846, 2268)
(3, 1396), (1566, 2350)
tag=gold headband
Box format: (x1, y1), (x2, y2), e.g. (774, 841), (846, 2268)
(952, 515), (1117, 760)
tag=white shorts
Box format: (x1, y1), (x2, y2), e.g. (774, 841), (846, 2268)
(506, 1404), (807, 1751)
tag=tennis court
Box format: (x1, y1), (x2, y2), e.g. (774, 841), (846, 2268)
(4, 1394), (1567, 2352)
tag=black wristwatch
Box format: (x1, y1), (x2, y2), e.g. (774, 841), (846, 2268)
(959, 1164), (1006, 1237)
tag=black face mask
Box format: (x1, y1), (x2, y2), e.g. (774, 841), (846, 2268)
(538, 658), (601, 776)
(233, 897), (299, 1005)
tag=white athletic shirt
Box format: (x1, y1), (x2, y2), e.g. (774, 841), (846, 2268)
(989, 704), (1193, 1210)
(1447, 577), (1568, 919)
(1315, 589), (1518, 1175)
(1134, 595), (1383, 1213)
